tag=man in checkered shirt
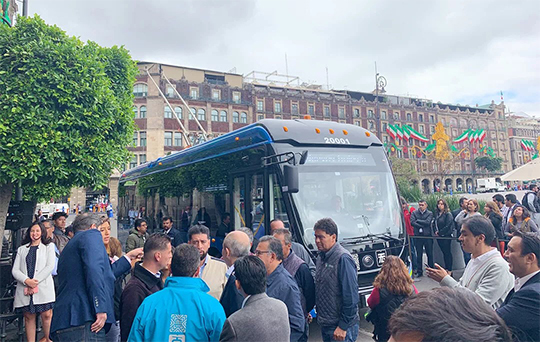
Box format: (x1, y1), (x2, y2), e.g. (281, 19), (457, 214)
(128, 244), (226, 342)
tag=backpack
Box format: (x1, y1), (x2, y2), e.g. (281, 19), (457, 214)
(522, 191), (540, 212)
(366, 288), (409, 341)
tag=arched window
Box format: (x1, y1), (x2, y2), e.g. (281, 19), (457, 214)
(164, 105), (172, 118)
(459, 118), (467, 127)
(479, 120), (486, 129)
(174, 107), (182, 119)
(406, 113), (412, 121)
(197, 108), (206, 121)
(233, 111), (239, 123)
(240, 112), (248, 123)
(220, 110), (227, 122)
(133, 83), (148, 97)
(190, 107), (196, 119)
(488, 121), (495, 129)
(211, 110), (219, 121)
(470, 120), (477, 129)
(450, 118), (458, 126)
(132, 106), (138, 118)
(139, 106), (147, 118)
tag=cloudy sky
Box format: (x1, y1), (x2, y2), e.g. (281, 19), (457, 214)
(28, 0), (540, 116)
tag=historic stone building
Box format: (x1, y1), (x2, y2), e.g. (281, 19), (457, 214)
(507, 113), (540, 169)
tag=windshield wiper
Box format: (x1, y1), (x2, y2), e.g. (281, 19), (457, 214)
(341, 232), (401, 245)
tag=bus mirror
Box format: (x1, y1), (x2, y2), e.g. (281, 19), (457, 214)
(283, 164), (299, 193)
(299, 150), (309, 165)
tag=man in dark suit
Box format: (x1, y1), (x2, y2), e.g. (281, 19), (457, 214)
(219, 231), (251, 317)
(50, 214), (140, 342)
(497, 231), (540, 342)
(219, 256), (290, 342)
(410, 200), (434, 276)
(162, 216), (183, 247)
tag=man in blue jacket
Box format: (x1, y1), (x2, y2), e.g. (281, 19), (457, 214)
(256, 236), (305, 342)
(128, 243), (226, 342)
(497, 231), (540, 342)
(51, 214), (137, 342)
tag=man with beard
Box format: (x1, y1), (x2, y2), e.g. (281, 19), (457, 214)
(188, 225), (228, 300)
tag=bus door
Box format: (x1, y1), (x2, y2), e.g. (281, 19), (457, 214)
(230, 172), (266, 239)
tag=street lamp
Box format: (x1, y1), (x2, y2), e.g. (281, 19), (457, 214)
(375, 72), (387, 139)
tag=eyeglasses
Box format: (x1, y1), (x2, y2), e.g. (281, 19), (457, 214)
(255, 250), (272, 256)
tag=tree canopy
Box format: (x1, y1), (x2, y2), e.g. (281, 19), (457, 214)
(475, 156), (503, 172)
(0, 15), (138, 235)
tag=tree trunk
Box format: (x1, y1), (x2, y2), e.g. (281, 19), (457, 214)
(0, 182), (14, 241)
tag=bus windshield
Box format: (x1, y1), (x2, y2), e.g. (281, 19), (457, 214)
(282, 147), (402, 244)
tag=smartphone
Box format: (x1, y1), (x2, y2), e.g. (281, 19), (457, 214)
(424, 263), (430, 269)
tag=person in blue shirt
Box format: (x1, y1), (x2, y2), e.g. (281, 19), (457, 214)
(128, 243), (226, 342)
(255, 236), (305, 342)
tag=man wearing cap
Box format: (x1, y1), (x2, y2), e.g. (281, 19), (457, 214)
(52, 212), (70, 253)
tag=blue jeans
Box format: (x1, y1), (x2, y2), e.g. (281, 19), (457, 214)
(320, 324), (359, 342)
(52, 322), (106, 342)
(105, 321), (120, 342)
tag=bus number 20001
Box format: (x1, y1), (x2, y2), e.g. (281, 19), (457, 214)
(324, 137), (351, 144)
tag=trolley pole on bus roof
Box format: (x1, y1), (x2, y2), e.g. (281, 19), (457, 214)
(145, 68), (191, 147)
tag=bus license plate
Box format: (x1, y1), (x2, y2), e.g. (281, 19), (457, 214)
(376, 250), (387, 267)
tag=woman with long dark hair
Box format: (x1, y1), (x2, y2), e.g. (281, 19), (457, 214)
(12, 221), (56, 342)
(506, 205), (539, 235)
(366, 256), (417, 342)
(484, 201), (504, 255)
(432, 199), (454, 271)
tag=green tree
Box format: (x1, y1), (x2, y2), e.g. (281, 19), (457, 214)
(475, 156), (503, 172)
(389, 156), (422, 202)
(0, 16), (138, 237)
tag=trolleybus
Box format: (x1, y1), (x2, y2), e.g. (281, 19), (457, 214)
(120, 119), (406, 303)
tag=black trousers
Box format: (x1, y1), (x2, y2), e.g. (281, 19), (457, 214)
(415, 237), (434, 273)
(437, 238), (453, 271)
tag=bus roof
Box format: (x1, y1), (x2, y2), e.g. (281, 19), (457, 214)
(120, 119), (382, 182)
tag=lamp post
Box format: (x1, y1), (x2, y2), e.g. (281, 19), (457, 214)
(375, 72), (387, 138)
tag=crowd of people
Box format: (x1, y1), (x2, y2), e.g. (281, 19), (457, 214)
(9, 186), (540, 342)
(402, 184), (540, 279)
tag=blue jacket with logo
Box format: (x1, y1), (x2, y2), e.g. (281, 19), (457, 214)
(128, 276), (226, 342)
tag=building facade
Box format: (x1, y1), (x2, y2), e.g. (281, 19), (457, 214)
(507, 114), (540, 169)
(122, 62), (525, 197)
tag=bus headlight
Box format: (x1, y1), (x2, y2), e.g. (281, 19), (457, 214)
(362, 255), (375, 268)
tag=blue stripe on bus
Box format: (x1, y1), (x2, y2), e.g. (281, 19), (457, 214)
(122, 125), (273, 182)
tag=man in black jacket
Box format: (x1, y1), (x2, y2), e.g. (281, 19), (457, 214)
(497, 231), (540, 342)
(162, 216), (183, 247)
(410, 200), (434, 277)
(120, 233), (172, 341)
(220, 231), (251, 317)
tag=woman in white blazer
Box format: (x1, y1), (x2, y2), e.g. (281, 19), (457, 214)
(12, 221), (56, 342)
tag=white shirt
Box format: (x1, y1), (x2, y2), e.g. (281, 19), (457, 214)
(199, 254), (211, 278)
(241, 295), (251, 308)
(515, 270), (540, 292)
(226, 264), (235, 279)
(462, 248), (500, 281)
